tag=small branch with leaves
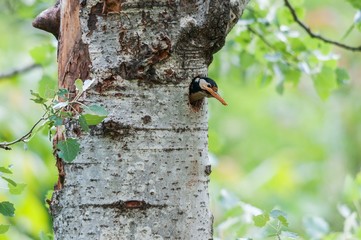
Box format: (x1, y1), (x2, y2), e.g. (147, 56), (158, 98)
(0, 113), (48, 150)
(283, 0), (361, 52)
(0, 79), (108, 162)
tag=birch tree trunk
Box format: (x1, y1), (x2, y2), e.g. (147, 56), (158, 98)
(34, 0), (248, 239)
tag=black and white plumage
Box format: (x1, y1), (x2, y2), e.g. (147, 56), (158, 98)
(189, 76), (227, 106)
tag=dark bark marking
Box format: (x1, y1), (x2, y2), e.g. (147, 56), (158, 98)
(122, 1), (175, 10)
(88, 2), (103, 34)
(94, 76), (118, 93)
(80, 200), (168, 211)
(117, 30), (172, 80)
(101, 120), (132, 137)
(103, 0), (122, 14)
(124, 200), (144, 209)
(205, 165), (212, 176)
(141, 115), (152, 124)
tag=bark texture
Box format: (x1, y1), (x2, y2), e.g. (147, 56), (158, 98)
(47, 0), (248, 239)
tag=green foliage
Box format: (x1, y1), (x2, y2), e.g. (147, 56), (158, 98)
(0, 225), (10, 234)
(1, 176), (17, 187)
(253, 209), (296, 238)
(346, 0), (361, 9)
(27, 79), (108, 162)
(0, 75), (107, 235)
(0, 202), (15, 217)
(56, 138), (80, 163)
(210, 1), (361, 239)
(313, 66), (337, 100)
(79, 115), (90, 132)
(223, 0), (351, 99)
(0, 164), (26, 233)
(29, 44), (56, 66)
(0, 167), (12, 174)
(82, 105), (108, 126)
(9, 183), (27, 195)
(253, 213), (270, 227)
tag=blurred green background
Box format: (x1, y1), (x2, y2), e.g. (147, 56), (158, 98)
(0, 0), (360, 239)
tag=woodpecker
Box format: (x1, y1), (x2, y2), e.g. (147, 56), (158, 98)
(189, 76), (227, 106)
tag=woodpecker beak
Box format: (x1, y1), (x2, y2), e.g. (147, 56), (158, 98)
(204, 86), (228, 106)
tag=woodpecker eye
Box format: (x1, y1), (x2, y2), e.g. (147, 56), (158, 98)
(207, 84), (211, 88)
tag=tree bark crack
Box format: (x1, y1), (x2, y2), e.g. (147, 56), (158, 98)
(80, 200), (168, 211)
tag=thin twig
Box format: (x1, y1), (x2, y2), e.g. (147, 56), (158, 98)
(247, 25), (299, 64)
(284, 0), (361, 51)
(0, 63), (40, 80)
(247, 26), (274, 49)
(0, 112), (48, 150)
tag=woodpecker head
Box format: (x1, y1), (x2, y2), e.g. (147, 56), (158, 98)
(189, 76), (227, 106)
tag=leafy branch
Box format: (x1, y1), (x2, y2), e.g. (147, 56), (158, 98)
(253, 209), (298, 239)
(0, 79), (108, 162)
(0, 112), (48, 150)
(284, 0), (361, 51)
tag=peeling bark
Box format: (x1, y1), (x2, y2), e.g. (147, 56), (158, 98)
(34, 0), (249, 239)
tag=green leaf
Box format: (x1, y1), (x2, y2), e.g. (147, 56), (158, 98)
(26, 120), (51, 142)
(336, 68), (350, 86)
(82, 105), (108, 126)
(270, 209), (289, 227)
(74, 79), (83, 93)
(30, 90), (47, 104)
(284, 68), (301, 85)
(276, 7), (294, 25)
(29, 44), (55, 65)
(38, 75), (57, 99)
(57, 89), (69, 99)
(0, 225), (10, 234)
(79, 115), (90, 132)
(0, 201), (15, 217)
(1, 176), (16, 187)
(0, 167), (12, 174)
(49, 115), (63, 127)
(57, 139), (80, 163)
(253, 213), (270, 227)
(9, 183), (26, 195)
(346, 0), (361, 9)
(313, 66), (337, 100)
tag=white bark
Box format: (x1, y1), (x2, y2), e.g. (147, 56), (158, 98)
(50, 0), (248, 239)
